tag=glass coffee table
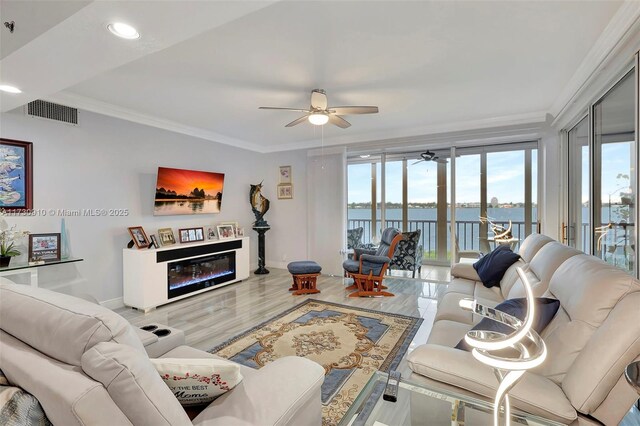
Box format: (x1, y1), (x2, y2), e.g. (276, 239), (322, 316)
(338, 371), (564, 426)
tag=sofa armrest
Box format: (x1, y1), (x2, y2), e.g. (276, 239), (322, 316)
(407, 344), (576, 424)
(193, 356), (324, 426)
(451, 262), (481, 281)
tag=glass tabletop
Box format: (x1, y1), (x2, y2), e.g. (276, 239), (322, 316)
(338, 371), (563, 426)
(0, 257), (83, 272)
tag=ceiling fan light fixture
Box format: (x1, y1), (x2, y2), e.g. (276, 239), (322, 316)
(0, 84), (21, 94)
(308, 113), (329, 126)
(107, 22), (140, 39)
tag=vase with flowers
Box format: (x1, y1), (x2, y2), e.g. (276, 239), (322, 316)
(0, 225), (29, 267)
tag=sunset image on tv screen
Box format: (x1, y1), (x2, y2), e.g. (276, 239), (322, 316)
(154, 167), (225, 215)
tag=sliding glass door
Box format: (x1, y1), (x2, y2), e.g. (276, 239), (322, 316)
(592, 71), (636, 274)
(565, 67), (637, 276)
(454, 143), (539, 255)
(567, 117), (590, 252)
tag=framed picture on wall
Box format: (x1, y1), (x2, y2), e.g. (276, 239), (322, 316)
(28, 233), (61, 262)
(279, 166), (291, 184)
(0, 138), (33, 211)
(277, 184), (293, 199)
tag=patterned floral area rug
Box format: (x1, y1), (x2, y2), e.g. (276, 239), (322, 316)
(210, 299), (423, 426)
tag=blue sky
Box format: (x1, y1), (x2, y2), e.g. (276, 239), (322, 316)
(348, 143), (632, 204)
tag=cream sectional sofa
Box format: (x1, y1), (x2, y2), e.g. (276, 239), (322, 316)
(407, 234), (640, 425)
(0, 280), (325, 426)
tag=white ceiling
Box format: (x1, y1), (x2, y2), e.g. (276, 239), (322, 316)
(0, 1), (632, 152)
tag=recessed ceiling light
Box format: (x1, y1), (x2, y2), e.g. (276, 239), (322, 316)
(107, 22), (139, 40)
(359, 155), (371, 158)
(0, 85), (21, 94)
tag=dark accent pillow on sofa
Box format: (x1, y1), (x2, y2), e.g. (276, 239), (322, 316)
(455, 297), (560, 351)
(473, 244), (520, 288)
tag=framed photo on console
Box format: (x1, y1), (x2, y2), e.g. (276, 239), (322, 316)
(217, 224), (235, 240)
(29, 233), (61, 262)
(178, 227), (205, 243)
(128, 226), (150, 249)
(157, 228), (176, 246)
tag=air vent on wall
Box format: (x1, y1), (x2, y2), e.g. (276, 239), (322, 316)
(25, 100), (78, 125)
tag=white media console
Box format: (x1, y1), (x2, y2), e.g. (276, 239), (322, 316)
(123, 237), (250, 312)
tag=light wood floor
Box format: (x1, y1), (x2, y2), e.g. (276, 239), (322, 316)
(116, 267), (450, 373)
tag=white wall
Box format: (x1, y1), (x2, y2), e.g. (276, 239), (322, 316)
(261, 149), (309, 269)
(0, 110), (278, 303)
(306, 147), (346, 275)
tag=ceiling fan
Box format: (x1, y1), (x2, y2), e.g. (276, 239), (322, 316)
(259, 89), (378, 128)
(412, 150), (448, 165)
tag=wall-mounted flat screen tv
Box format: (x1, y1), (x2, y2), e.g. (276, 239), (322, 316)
(154, 167), (224, 216)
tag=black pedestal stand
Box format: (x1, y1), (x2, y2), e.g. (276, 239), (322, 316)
(253, 226), (270, 274)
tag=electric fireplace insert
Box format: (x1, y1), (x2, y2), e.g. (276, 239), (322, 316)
(167, 251), (236, 299)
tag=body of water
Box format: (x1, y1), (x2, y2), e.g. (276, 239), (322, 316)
(348, 207), (628, 255)
(154, 199), (221, 215)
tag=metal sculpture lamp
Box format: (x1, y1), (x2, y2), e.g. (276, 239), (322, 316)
(459, 267), (547, 426)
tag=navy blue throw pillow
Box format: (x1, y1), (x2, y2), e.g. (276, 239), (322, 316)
(455, 297), (560, 351)
(473, 245), (520, 288)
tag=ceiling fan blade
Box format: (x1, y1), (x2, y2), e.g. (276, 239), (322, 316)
(411, 160), (424, 165)
(329, 106), (378, 115)
(310, 89), (328, 110)
(259, 107), (311, 113)
(329, 115), (351, 129)
(285, 115), (309, 127)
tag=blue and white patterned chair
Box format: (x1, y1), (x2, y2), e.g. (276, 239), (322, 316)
(389, 229), (424, 278)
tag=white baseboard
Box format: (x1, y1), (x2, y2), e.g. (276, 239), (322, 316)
(265, 261), (288, 270)
(100, 297), (124, 310)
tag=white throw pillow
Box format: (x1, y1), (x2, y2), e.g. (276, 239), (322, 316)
(150, 358), (243, 406)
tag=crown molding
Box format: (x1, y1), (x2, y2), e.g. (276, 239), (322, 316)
(43, 91), (266, 153)
(263, 111), (547, 153)
(549, 1), (640, 122)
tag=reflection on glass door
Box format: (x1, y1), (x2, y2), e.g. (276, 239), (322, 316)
(455, 144), (538, 255)
(407, 157), (439, 260)
(347, 162), (375, 246)
(567, 116), (590, 252)
(593, 71), (636, 275)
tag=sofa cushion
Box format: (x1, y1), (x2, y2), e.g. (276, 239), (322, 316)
(81, 342), (191, 426)
(150, 358), (243, 406)
(426, 320), (472, 347)
(406, 344), (577, 424)
(192, 357), (325, 426)
(538, 254), (640, 417)
(450, 262), (481, 282)
(517, 233), (554, 263)
(473, 245), (520, 288)
(0, 330), (131, 426)
(161, 345), (257, 379)
(0, 281), (144, 366)
(455, 297), (560, 351)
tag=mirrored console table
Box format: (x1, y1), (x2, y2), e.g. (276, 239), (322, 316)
(0, 258), (83, 287)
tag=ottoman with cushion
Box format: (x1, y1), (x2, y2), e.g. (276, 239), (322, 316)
(287, 261), (322, 295)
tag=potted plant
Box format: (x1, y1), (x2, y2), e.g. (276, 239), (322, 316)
(0, 225), (29, 267)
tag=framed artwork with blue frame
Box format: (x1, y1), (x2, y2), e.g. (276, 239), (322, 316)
(0, 138), (33, 211)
